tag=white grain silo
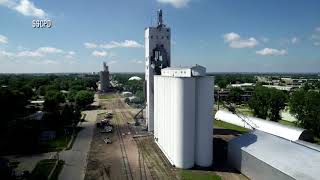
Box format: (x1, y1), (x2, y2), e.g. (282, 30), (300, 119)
(154, 65), (214, 169)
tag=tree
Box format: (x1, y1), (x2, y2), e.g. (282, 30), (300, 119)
(217, 79), (228, 89)
(290, 90), (320, 137)
(44, 90), (65, 111)
(249, 86), (270, 119)
(289, 90), (305, 120)
(249, 86), (287, 121)
(228, 87), (244, 104)
(135, 90), (145, 103)
(268, 88), (287, 121)
(75, 90), (94, 108)
(61, 105), (75, 125)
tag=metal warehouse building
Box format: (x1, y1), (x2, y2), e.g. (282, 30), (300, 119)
(153, 65), (214, 169)
(228, 130), (320, 180)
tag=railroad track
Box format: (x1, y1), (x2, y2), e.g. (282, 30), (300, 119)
(114, 110), (133, 180)
(121, 110), (148, 180)
(113, 97), (149, 180)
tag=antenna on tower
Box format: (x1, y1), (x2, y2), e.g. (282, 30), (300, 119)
(158, 9), (163, 26)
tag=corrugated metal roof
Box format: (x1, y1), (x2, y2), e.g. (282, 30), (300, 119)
(230, 130), (320, 180)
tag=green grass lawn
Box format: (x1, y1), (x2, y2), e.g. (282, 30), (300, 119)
(278, 120), (296, 127)
(49, 160), (64, 180)
(99, 93), (115, 99)
(214, 120), (250, 134)
(29, 159), (64, 180)
(40, 135), (71, 151)
(40, 127), (82, 152)
(180, 170), (222, 180)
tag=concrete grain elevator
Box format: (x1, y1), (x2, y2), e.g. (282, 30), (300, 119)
(145, 9), (171, 131)
(145, 10), (214, 169)
(100, 62), (110, 92)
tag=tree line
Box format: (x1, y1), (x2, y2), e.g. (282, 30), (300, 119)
(0, 74), (97, 154)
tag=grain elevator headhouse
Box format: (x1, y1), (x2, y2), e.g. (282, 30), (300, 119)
(145, 9), (171, 131)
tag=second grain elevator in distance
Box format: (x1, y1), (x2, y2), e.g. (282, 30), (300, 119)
(100, 62), (110, 92)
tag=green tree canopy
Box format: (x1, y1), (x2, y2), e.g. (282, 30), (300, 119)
(249, 86), (287, 121)
(44, 90), (65, 111)
(228, 87), (244, 104)
(268, 88), (287, 121)
(249, 86), (270, 119)
(290, 90), (320, 137)
(75, 90), (94, 108)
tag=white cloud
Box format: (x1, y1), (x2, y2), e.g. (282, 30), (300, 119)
(0, 0), (47, 18)
(84, 40), (143, 49)
(108, 60), (117, 65)
(291, 37), (299, 44)
(27, 59), (59, 65)
(131, 59), (143, 64)
(14, 0), (46, 18)
(260, 37), (269, 43)
(315, 27), (320, 32)
(15, 46), (63, 57)
(223, 32), (259, 48)
(223, 32), (241, 42)
(38, 59), (59, 65)
(157, 0), (190, 8)
(100, 40), (143, 49)
(37, 47), (63, 54)
(314, 42), (320, 46)
(16, 50), (43, 57)
(0, 46), (68, 58)
(0, 50), (15, 58)
(84, 42), (98, 49)
(229, 38), (259, 48)
(64, 51), (75, 59)
(256, 48), (288, 56)
(92, 50), (108, 57)
(0, 35), (8, 44)
(311, 34), (320, 40)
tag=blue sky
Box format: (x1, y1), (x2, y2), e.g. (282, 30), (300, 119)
(0, 0), (320, 73)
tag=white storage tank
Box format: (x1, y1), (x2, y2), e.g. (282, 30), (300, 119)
(195, 76), (214, 167)
(154, 65), (214, 169)
(154, 76), (195, 168)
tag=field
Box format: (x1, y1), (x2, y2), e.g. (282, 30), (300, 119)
(214, 120), (250, 134)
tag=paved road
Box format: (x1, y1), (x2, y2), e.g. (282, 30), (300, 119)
(58, 95), (99, 180)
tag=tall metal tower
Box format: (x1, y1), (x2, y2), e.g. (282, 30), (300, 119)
(145, 9), (171, 131)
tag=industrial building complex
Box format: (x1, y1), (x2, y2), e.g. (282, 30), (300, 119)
(143, 9), (320, 180)
(145, 10), (213, 169)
